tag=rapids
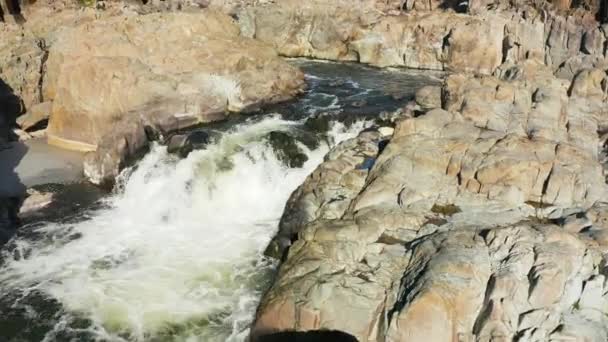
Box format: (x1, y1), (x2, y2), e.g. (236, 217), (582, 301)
(0, 60), (441, 341)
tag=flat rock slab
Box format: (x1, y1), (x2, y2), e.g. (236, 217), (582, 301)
(0, 138), (83, 197)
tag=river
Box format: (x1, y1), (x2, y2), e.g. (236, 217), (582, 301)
(0, 60), (441, 342)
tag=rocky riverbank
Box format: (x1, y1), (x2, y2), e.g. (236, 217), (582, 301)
(247, 1), (608, 342)
(0, 0), (305, 186)
(253, 59), (608, 341)
(236, 0), (608, 78)
(2, 0), (608, 341)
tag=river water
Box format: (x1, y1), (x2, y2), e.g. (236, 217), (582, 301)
(0, 60), (441, 342)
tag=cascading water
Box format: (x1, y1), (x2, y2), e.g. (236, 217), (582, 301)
(0, 60), (442, 342)
(1, 117), (365, 341)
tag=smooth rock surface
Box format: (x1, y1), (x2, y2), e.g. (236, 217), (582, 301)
(44, 10), (304, 149)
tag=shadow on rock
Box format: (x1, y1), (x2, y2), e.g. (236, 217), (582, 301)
(0, 78), (22, 145)
(0, 76), (27, 244)
(0, 142), (26, 244)
(254, 330), (359, 342)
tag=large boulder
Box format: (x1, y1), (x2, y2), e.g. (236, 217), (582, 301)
(40, 10), (304, 183)
(252, 63), (608, 341)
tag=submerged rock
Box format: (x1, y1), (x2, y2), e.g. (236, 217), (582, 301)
(304, 114), (331, 134)
(266, 131), (309, 168)
(166, 130), (213, 158)
(19, 188), (53, 217)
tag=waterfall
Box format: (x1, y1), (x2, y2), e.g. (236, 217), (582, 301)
(0, 116), (367, 341)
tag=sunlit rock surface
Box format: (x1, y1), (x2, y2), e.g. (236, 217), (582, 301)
(254, 61), (608, 341)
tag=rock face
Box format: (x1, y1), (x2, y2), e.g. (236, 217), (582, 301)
(1, 2), (305, 184)
(253, 61), (608, 341)
(237, 0), (608, 77)
(238, 0), (513, 74)
(42, 10), (303, 183)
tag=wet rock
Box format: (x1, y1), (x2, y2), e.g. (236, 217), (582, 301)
(292, 129), (320, 151)
(349, 100), (367, 108)
(304, 115), (331, 134)
(266, 131), (308, 168)
(19, 182), (104, 224)
(18, 188), (53, 218)
(166, 130), (212, 158)
(84, 119), (148, 187)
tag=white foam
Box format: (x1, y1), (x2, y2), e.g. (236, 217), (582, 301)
(0, 116), (367, 341)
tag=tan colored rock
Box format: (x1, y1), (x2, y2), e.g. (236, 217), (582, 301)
(414, 85), (441, 111)
(45, 11), (303, 148)
(254, 62), (608, 341)
(0, 27), (43, 114)
(239, 0), (540, 75)
(38, 10), (303, 183)
(266, 130), (381, 258)
(48, 56), (178, 152)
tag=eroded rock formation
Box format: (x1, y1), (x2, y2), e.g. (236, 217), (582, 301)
(237, 0), (608, 78)
(0, 1), (304, 184)
(254, 60), (608, 341)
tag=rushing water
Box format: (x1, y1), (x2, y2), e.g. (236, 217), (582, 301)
(0, 60), (441, 342)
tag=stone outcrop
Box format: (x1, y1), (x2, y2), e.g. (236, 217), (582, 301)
(45, 10), (302, 150)
(0, 1), (304, 184)
(45, 10), (303, 184)
(2, 0), (606, 186)
(237, 0), (607, 78)
(253, 61), (608, 341)
(238, 0), (515, 74)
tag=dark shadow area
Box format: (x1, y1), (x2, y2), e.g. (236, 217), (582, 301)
(0, 142), (27, 197)
(438, 0), (469, 13)
(0, 196), (20, 245)
(24, 118), (48, 132)
(0, 141), (27, 245)
(599, 0), (608, 23)
(0, 0), (26, 23)
(401, 0), (469, 13)
(0, 77), (27, 245)
(0, 78), (22, 144)
(254, 330), (359, 342)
